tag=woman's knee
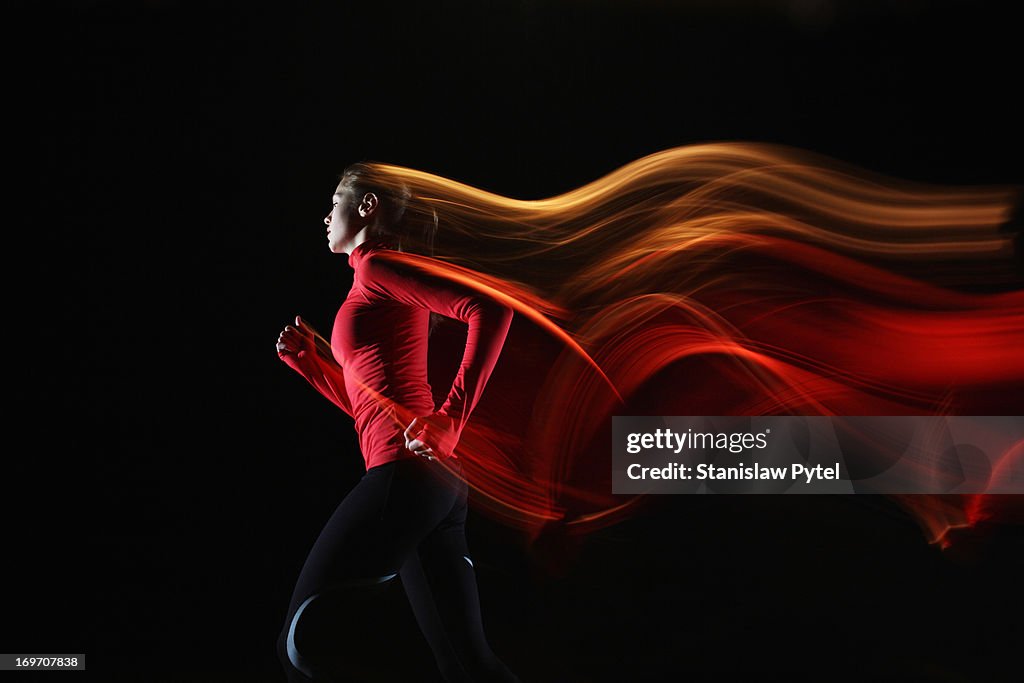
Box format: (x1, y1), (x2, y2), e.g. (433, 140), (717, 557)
(277, 576), (401, 677)
(278, 594), (319, 679)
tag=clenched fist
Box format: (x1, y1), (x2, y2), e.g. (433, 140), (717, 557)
(403, 412), (459, 461)
(276, 315), (317, 359)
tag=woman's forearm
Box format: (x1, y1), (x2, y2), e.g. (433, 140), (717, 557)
(436, 302), (514, 437)
(281, 350), (355, 418)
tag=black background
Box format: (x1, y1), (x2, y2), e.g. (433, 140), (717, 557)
(18, 0), (1024, 680)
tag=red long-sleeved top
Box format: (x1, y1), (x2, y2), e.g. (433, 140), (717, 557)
(284, 239), (514, 471)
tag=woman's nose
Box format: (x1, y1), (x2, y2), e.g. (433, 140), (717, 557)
(323, 212), (331, 226)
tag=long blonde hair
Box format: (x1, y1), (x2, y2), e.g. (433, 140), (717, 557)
(342, 143), (1020, 317)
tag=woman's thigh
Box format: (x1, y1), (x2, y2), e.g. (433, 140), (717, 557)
(285, 457), (463, 615)
(277, 458), (468, 680)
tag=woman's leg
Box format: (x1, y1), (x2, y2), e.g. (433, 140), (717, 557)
(399, 465), (522, 683)
(276, 458), (464, 682)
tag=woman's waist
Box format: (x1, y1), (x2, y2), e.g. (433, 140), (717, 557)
(352, 395), (436, 429)
(350, 387), (434, 419)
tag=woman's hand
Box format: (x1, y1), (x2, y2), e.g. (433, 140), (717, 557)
(276, 315), (317, 359)
(403, 412), (459, 461)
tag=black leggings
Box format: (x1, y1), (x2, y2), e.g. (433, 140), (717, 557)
(275, 456), (521, 682)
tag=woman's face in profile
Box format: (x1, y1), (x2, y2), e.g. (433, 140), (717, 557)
(324, 192), (357, 254)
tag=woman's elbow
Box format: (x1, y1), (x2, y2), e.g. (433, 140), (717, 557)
(488, 302), (514, 331)
(465, 299), (514, 326)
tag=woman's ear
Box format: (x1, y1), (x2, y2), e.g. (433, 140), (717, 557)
(358, 192), (379, 218)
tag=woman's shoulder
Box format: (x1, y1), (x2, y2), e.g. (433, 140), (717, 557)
(351, 243), (429, 296)
(350, 241), (402, 279)
(354, 242), (438, 276)
(349, 239), (388, 264)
